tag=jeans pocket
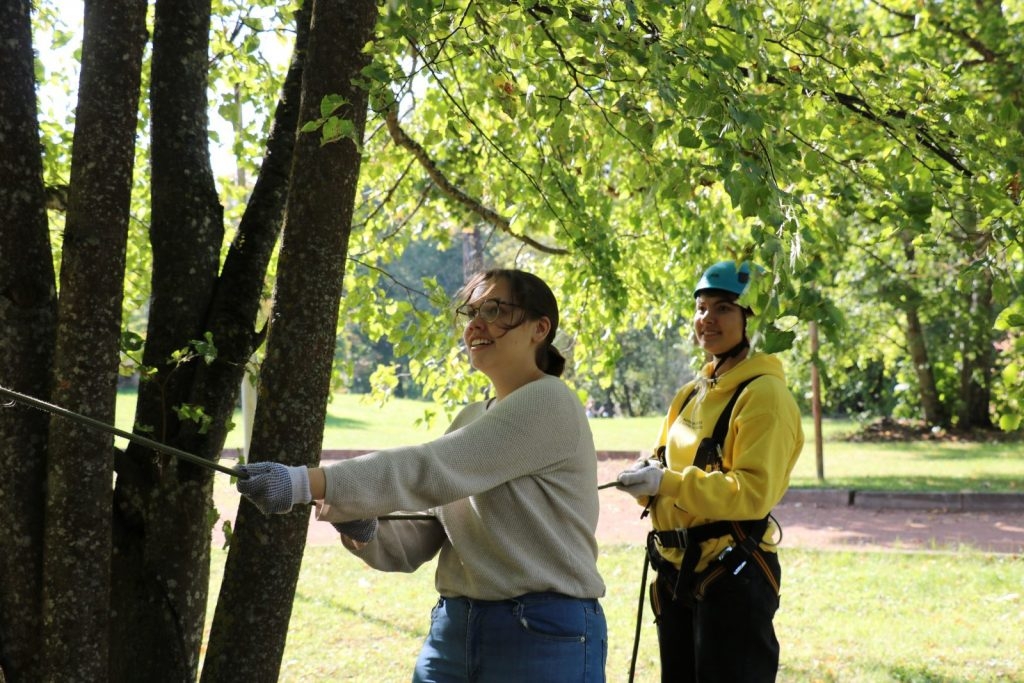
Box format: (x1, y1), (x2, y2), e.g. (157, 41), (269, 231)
(514, 599), (587, 642)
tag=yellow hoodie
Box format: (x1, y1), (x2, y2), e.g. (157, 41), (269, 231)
(648, 351), (804, 573)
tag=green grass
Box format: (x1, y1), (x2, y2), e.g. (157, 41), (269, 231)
(205, 544), (1024, 682)
(788, 439), (1024, 493)
(120, 390), (1024, 494)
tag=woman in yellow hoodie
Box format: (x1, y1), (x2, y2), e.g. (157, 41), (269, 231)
(615, 260), (804, 682)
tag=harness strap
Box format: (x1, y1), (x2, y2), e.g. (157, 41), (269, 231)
(627, 551), (650, 683)
(654, 375), (761, 466)
(711, 376), (761, 448)
(650, 516), (771, 599)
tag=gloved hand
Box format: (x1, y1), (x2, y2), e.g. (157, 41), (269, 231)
(236, 462), (312, 515)
(615, 464), (664, 499)
(623, 457), (656, 473)
(332, 518), (379, 543)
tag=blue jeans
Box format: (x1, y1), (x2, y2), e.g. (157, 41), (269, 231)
(412, 592), (607, 682)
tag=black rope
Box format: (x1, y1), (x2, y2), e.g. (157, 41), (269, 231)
(0, 384), (246, 479)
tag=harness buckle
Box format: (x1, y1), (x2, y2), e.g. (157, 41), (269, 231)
(652, 528), (690, 549)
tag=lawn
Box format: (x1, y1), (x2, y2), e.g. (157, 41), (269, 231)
(205, 544), (1024, 682)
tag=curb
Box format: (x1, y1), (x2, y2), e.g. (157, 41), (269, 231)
(783, 488), (1024, 513)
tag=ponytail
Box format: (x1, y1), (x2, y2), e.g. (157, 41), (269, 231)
(541, 344), (566, 377)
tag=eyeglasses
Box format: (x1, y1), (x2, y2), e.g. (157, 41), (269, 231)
(455, 298), (522, 324)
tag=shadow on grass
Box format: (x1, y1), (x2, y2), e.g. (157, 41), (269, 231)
(779, 653), (1022, 682)
(876, 441), (1023, 461)
(778, 662), (840, 682)
(323, 413), (368, 430)
(886, 662), (1018, 683)
(294, 588), (427, 641)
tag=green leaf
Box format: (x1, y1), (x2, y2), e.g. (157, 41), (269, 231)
(677, 127), (701, 148)
(321, 116), (355, 145)
(120, 330), (145, 352)
(760, 327), (796, 354)
(320, 93), (349, 118)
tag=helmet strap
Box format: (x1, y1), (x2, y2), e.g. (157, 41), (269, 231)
(712, 337), (749, 377)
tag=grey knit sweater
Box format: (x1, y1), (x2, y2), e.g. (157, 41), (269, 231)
(317, 375), (606, 601)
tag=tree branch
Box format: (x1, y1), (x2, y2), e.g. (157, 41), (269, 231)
(383, 107), (568, 255)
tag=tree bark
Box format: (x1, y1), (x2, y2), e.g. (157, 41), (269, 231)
(106, 1), (220, 678)
(0, 2), (57, 679)
(39, 1), (148, 679)
(903, 305), (947, 428)
(108, 0), (303, 677)
(203, 0), (378, 678)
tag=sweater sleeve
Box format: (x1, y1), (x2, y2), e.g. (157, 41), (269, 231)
(320, 376), (583, 519)
(344, 517), (448, 573)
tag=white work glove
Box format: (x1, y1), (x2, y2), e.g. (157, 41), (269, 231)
(615, 463), (664, 499)
(236, 462), (312, 515)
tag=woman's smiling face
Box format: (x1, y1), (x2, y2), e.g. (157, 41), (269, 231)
(460, 279), (534, 374)
(694, 293), (746, 356)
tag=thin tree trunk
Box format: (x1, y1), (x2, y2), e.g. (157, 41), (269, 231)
(203, 0), (378, 678)
(900, 232), (947, 428)
(107, 2), (220, 678)
(110, 1), (306, 675)
(40, 0), (148, 679)
(904, 303), (947, 427)
(0, 2), (57, 679)
(958, 269), (995, 430)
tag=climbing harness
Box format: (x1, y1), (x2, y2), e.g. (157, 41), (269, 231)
(626, 375), (783, 681)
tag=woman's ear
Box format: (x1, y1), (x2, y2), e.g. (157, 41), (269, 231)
(532, 316), (551, 342)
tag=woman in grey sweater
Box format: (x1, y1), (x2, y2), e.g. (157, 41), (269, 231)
(237, 269), (607, 682)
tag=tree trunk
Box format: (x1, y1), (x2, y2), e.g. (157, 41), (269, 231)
(462, 225), (485, 280)
(39, 1), (148, 679)
(105, 1), (220, 678)
(903, 304), (947, 428)
(953, 201), (996, 431)
(957, 267), (995, 430)
(108, 0), (302, 677)
(0, 2), (57, 679)
(203, 0), (378, 679)
(899, 232), (947, 428)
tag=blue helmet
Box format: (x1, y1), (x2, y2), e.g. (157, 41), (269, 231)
(694, 260), (753, 298)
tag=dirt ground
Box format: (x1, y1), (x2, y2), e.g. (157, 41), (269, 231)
(229, 457), (1022, 555)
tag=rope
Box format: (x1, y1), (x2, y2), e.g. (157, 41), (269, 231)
(0, 385), (245, 478)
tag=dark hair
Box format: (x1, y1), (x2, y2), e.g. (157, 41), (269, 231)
(456, 268), (566, 377)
